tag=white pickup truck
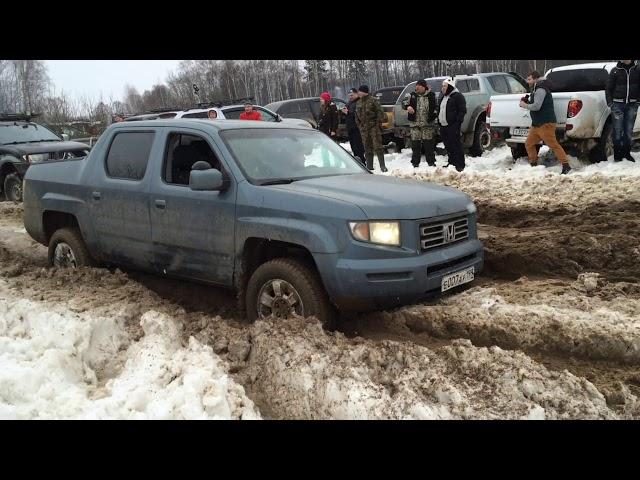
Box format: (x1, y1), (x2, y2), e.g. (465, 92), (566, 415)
(487, 62), (640, 162)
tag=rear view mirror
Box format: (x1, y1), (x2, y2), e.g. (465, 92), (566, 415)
(189, 164), (225, 191)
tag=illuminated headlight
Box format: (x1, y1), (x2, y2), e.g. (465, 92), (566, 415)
(349, 221), (401, 246)
(466, 202), (477, 214)
(23, 153), (48, 164)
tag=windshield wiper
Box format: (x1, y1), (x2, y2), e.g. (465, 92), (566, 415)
(259, 178), (298, 186)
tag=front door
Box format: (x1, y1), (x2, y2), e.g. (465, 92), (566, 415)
(149, 128), (237, 286)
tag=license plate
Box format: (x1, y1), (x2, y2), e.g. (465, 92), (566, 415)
(441, 267), (475, 292)
(512, 128), (529, 136)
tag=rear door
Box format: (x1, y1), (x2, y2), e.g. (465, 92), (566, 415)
(89, 128), (157, 269)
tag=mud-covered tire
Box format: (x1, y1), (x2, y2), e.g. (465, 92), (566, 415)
(48, 227), (97, 268)
(469, 119), (491, 157)
(589, 121), (613, 163)
(246, 258), (335, 328)
(4, 173), (23, 203)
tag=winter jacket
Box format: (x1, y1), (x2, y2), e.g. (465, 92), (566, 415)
(438, 89), (466, 127)
(526, 80), (556, 127)
(318, 102), (339, 136)
(345, 99), (360, 130)
(403, 90), (438, 124)
(240, 110), (262, 121)
(356, 94), (386, 131)
(606, 61), (640, 105)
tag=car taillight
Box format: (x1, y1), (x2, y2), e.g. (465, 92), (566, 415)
(567, 100), (583, 118)
(486, 101), (492, 118)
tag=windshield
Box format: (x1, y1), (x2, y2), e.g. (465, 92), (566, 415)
(220, 128), (367, 184)
(0, 123), (61, 145)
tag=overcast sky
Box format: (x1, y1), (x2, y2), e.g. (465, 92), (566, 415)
(45, 60), (182, 102)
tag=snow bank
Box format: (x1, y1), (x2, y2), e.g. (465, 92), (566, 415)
(0, 281), (259, 419)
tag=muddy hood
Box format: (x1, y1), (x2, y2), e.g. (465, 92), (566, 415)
(274, 173), (472, 219)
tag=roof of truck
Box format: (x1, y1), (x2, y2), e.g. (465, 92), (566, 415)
(109, 119), (311, 131)
(547, 62), (616, 73)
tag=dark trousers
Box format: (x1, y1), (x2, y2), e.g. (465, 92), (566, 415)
(348, 127), (365, 163)
(440, 123), (465, 171)
(612, 102), (638, 159)
(411, 140), (436, 166)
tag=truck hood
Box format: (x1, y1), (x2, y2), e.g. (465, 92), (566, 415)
(271, 173), (472, 219)
(0, 140), (90, 156)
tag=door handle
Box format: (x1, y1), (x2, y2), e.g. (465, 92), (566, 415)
(154, 199), (166, 209)
(92, 191), (101, 200)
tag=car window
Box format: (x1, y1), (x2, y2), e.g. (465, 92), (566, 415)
(488, 75), (509, 94)
(546, 68), (609, 92)
(222, 108), (243, 120)
(505, 75), (527, 94)
(456, 80), (470, 93)
(310, 100), (320, 117)
(466, 78), (480, 92)
(106, 131), (154, 180)
(256, 107), (278, 122)
(0, 123), (62, 144)
(398, 82), (417, 104)
(181, 111), (208, 119)
(333, 99), (346, 110)
(163, 132), (221, 185)
(374, 88), (403, 105)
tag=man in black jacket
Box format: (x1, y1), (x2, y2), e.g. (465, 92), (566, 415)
(402, 79), (438, 167)
(438, 77), (467, 172)
(606, 60), (639, 162)
(342, 88), (365, 163)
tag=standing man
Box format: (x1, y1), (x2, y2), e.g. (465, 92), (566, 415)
(519, 71), (571, 174)
(606, 60), (639, 162)
(355, 84), (388, 172)
(438, 77), (467, 172)
(403, 79), (438, 167)
(342, 88), (365, 163)
(240, 102), (262, 121)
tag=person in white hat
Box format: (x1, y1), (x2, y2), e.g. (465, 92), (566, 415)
(438, 77), (467, 171)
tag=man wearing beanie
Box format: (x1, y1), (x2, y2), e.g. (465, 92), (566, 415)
(606, 60), (639, 162)
(438, 77), (467, 172)
(355, 84), (388, 172)
(317, 91), (339, 140)
(342, 88), (366, 163)
(402, 79), (438, 167)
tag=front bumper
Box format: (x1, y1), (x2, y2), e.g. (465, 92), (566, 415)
(315, 239), (484, 311)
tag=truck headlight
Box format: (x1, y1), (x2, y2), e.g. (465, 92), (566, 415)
(349, 221), (401, 246)
(23, 153), (48, 164)
(466, 202), (477, 214)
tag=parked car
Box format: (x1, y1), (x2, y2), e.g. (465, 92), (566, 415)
(394, 73), (528, 156)
(23, 119), (483, 326)
(373, 86), (404, 145)
(126, 104), (312, 129)
(0, 114), (90, 202)
(487, 62), (640, 162)
(44, 122), (101, 147)
(264, 97), (349, 140)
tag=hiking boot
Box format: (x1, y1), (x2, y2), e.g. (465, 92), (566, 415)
(529, 161), (538, 167)
(561, 164), (572, 175)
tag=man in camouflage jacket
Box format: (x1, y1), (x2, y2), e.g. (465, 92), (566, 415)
(356, 84), (388, 172)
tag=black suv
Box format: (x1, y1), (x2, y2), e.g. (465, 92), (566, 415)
(264, 97), (349, 140)
(0, 114), (90, 202)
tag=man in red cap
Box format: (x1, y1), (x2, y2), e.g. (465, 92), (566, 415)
(240, 102), (262, 121)
(317, 91), (338, 139)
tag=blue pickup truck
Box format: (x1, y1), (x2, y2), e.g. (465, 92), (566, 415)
(23, 120), (483, 325)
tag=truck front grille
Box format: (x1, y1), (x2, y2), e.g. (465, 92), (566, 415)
(420, 214), (469, 251)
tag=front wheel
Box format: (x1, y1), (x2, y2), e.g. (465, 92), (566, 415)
(589, 121), (613, 163)
(469, 119), (491, 157)
(48, 227), (97, 268)
(246, 258), (335, 328)
(4, 173), (23, 203)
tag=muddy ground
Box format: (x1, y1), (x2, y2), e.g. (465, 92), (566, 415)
(1, 166), (640, 419)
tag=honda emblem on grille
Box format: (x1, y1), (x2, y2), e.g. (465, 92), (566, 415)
(442, 222), (455, 243)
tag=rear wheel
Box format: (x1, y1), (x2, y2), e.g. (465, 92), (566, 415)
(4, 173), (23, 203)
(469, 118), (491, 157)
(510, 143), (540, 161)
(589, 121), (613, 163)
(48, 227), (97, 268)
(246, 258), (335, 328)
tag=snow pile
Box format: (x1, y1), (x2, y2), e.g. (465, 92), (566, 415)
(0, 281), (259, 419)
(241, 317), (618, 419)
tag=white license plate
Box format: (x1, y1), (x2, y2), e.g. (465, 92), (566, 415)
(441, 267), (475, 292)
(512, 128), (529, 137)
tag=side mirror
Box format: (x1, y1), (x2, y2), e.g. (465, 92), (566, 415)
(189, 162), (226, 191)
(61, 133), (70, 141)
(276, 114), (283, 122)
